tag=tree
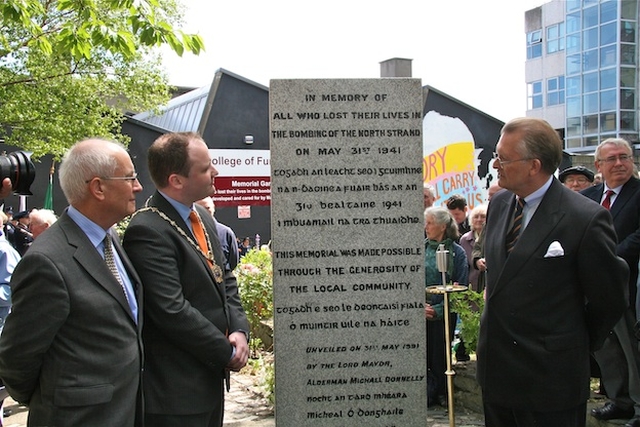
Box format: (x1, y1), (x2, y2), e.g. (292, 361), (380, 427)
(0, 0), (204, 159)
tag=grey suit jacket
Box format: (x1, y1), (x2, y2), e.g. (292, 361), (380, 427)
(123, 191), (249, 416)
(476, 178), (628, 411)
(0, 212), (143, 426)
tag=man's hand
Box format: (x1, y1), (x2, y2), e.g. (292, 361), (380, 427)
(227, 331), (249, 372)
(0, 178), (12, 199)
(475, 258), (487, 272)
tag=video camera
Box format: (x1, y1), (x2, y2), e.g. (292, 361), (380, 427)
(0, 151), (36, 195)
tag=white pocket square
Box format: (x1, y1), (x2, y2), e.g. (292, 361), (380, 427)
(544, 241), (564, 258)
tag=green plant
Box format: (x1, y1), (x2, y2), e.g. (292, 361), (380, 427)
(450, 290), (485, 354)
(234, 247), (273, 340)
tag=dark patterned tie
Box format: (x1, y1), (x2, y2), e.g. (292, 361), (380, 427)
(103, 234), (135, 318)
(601, 189), (615, 210)
(506, 197), (526, 253)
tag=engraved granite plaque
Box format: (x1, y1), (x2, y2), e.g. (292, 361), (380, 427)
(270, 79), (426, 426)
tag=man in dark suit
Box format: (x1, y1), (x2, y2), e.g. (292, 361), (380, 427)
(0, 139), (144, 426)
(477, 118), (628, 427)
(581, 137), (640, 427)
(123, 132), (249, 427)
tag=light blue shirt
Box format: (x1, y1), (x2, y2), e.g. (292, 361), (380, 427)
(67, 206), (138, 322)
(0, 230), (20, 308)
(158, 190), (196, 236)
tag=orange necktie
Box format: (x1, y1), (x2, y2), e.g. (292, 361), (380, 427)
(189, 210), (213, 268)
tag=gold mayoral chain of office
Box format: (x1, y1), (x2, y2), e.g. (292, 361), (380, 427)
(132, 206), (224, 284)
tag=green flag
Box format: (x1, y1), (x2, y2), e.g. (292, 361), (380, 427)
(44, 165), (53, 210)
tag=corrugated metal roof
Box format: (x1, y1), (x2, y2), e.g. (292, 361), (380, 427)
(133, 85), (209, 132)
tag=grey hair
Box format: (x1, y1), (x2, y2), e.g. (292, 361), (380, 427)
(59, 139), (124, 205)
(470, 204), (488, 220)
(595, 137), (632, 160)
(424, 206), (459, 241)
(423, 183), (435, 196)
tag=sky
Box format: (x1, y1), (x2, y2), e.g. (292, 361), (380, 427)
(161, 0), (546, 123)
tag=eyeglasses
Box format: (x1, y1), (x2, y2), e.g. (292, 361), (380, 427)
(597, 154), (632, 164)
(564, 177), (589, 184)
(492, 152), (532, 167)
(85, 173), (138, 183)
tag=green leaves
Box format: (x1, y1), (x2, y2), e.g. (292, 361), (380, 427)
(0, 0), (204, 159)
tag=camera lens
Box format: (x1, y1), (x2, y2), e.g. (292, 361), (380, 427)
(0, 151), (36, 196)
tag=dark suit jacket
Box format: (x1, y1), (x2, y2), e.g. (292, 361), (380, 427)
(582, 177), (640, 306)
(0, 212), (143, 427)
(123, 191), (249, 415)
(477, 178), (628, 411)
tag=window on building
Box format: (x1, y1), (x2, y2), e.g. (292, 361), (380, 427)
(528, 81), (543, 109)
(583, 27), (598, 50)
(567, 54), (582, 75)
(600, 1), (617, 24)
(583, 72), (598, 93)
(621, 21), (636, 42)
(583, 49), (599, 71)
(621, 68), (636, 87)
(566, 138), (583, 149)
(567, 117), (582, 136)
(527, 30), (543, 59)
(584, 115), (599, 133)
(566, 0), (580, 13)
(567, 96), (582, 117)
(566, 76), (581, 96)
(584, 93), (599, 114)
(622, 0), (637, 20)
(547, 76), (565, 106)
(600, 68), (616, 89)
(600, 22), (617, 45)
(547, 23), (565, 53)
(621, 44), (636, 65)
(600, 45), (617, 67)
(620, 111), (635, 131)
(585, 136), (600, 146)
(621, 88), (635, 109)
(600, 112), (616, 132)
(566, 12), (581, 34)
(583, 5), (598, 28)
(600, 89), (616, 111)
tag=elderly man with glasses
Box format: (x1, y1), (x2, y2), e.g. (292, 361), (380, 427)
(581, 138), (640, 427)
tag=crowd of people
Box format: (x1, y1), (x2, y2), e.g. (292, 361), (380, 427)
(0, 118), (637, 427)
(423, 117), (640, 427)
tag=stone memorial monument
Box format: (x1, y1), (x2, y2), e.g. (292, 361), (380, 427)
(270, 78), (426, 426)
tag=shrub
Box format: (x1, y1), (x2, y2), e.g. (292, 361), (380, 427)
(450, 290), (485, 354)
(234, 247), (273, 341)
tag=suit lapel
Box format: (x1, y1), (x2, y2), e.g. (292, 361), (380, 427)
(609, 177), (640, 220)
(60, 214), (137, 324)
(112, 230), (143, 327)
(150, 192), (226, 301)
(492, 180), (566, 293)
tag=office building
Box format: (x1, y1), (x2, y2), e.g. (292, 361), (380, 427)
(526, 0), (639, 152)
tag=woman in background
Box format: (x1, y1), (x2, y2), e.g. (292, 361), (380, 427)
(424, 206), (468, 408)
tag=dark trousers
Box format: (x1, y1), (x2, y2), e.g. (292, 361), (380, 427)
(593, 308), (640, 416)
(483, 401), (586, 427)
(145, 404), (224, 427)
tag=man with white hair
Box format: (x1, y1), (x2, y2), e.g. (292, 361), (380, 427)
(0, 139), (144, 426)
(28, 208), (58, 239)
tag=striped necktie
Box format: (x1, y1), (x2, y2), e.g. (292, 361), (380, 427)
(103, 233), (137, 321)
(506, 197), (526, 253)
(601, 189), (615, 210)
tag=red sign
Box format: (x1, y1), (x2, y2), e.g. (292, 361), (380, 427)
(214, 176), (271, 207)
